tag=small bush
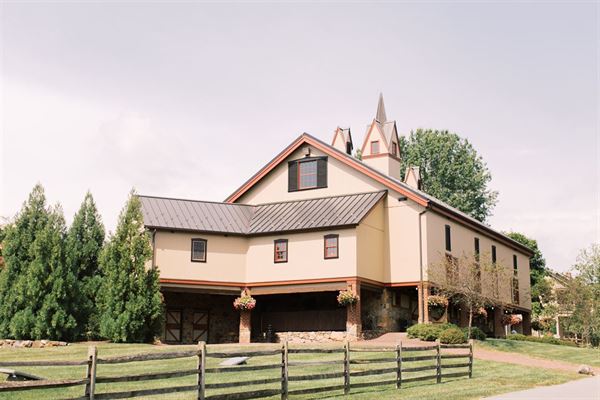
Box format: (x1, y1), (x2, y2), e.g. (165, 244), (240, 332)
(407, 323), (459, 341)
(462, 326), (486, 341)
(439, 327), (467, 344)
(506, 334), (578, 347)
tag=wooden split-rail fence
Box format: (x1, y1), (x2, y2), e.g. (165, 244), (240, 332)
(0, 340), (473, 399)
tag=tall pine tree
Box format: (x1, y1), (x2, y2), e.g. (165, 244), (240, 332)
(66, 192), (105, 339)
(98, 191), (163, 342)
(0, 185), (77, 340)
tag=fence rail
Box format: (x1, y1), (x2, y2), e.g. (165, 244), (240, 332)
(0, 339), (474, 399)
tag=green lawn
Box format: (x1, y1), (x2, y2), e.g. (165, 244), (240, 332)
(0, 342), (581, 400)
(478, 339), (600, 367)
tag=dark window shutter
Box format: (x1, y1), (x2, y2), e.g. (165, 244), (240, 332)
(317, 157), (328, 188)
(445, 225), (451, 252)
(288, 161), (298, 192)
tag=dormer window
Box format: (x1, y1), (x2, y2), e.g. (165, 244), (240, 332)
(288, 156), (327, 192)
(370, 141), (380, 155)
(392, 142), (397, 156)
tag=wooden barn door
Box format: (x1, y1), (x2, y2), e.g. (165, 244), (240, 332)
(192, 310), (209, 342)
(165, 309), (182, 343)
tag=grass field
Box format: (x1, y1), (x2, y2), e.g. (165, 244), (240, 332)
(478, 339), (600, 367)
(0, 342), (582, 400)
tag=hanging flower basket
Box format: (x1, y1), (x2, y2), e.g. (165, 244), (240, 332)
(427, 295), (448, 321)
(475, 307), (488, 318)
(502, 314), (522, 326)
(233, 292), (256, 311)
(337, 290), (359, 306)
(427, 295), (449, 308)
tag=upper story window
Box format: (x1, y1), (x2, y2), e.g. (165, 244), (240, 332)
(391, 142), (397, 156)
(288, 157), (327, 192)
(491, 245), (497, 264)
(191, 239), (207, 262)
(274, 239), (288, 263)
(324, 234), (339, 259)
(445, 225), (452, 252)
(513, 254), (518, 270)
(370, 141), (380, 154)
(474, 237), (480, 262)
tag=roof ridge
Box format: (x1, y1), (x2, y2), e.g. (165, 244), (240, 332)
(253, 190), (387, 207)
(138, 194), (253, 207)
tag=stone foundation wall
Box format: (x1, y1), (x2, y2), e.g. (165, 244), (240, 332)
(275, 331), (349, 343)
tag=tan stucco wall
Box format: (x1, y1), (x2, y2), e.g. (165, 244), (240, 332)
(245, 229), (357, 283)
(155, 231), (248, 283)
(356, 201), (385, 282)
(237, 146), (384, 204)
(155, 228), (358, 285)
(424, 212), (532, 309)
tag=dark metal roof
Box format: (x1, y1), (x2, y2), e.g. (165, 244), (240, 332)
(139, 191), (386, 235)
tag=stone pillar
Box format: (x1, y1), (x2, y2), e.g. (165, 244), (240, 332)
(380, 288), (395, 332)
(522, 312), (532, 336)
(239, 310), (251, 344)
(346, 281), (361, 339)
(493, 307), (505, 338)
(418, 282), (430, 324)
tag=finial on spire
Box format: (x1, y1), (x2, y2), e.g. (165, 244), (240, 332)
(376, 92), (387, 123)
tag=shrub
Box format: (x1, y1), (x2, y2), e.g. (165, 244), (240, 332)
(439, 327), (467, 344)
(506, 334), (578, 347)
(463, 326), (486, 341)
(407, 323), (459, 341)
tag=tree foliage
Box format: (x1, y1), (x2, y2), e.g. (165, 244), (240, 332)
(559, 244), (600, 346)
(0, 185), (78, 340)
(98, 191), (163, 342)
(428, 252), (509, 339)
(399, 129), (498, 222)
(65, 192), (105, 339)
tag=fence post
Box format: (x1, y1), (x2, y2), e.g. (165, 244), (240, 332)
(281, 340), (288, 400)
(436, 342), (441, 384)
(84, 345), (97, 400)
(468, 339), (473, 378)
(198, 341), (206, 400)
(343, 340), (350, 395)
(396, 342), (402, 389)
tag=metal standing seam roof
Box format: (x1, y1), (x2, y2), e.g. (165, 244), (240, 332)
(138, 191), (386, 235)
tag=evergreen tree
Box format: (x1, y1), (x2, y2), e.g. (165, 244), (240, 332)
(0, 186), (48, 337)
(0, 185), (77, 340)
(399, 129), (498, 222)
(98, 191), (163, 342)
(65, 192), (105, 339)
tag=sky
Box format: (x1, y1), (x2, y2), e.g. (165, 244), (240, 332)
(0, 1), (598, 273)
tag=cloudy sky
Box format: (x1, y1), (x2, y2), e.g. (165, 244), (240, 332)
(1, 1), (598, 272)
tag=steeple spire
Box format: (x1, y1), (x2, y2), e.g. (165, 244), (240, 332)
(375, 92), (387, 123)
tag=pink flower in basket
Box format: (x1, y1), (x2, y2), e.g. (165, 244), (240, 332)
(233, 292), (256, 311)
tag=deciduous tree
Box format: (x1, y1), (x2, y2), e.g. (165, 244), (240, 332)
(399, 129), (498, 222)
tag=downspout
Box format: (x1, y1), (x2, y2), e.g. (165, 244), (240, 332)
(418, 209), (427, 323)
(151, 229), (157, 269)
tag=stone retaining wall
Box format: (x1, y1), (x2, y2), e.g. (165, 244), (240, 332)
(0, 339), (68, 348)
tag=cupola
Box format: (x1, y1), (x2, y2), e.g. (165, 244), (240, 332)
(360, 93), (402, 180)
(332, 127), (353, 155)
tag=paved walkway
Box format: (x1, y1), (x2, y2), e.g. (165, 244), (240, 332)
(484, 376), (600, 400)
(366, 332), (598, 374)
